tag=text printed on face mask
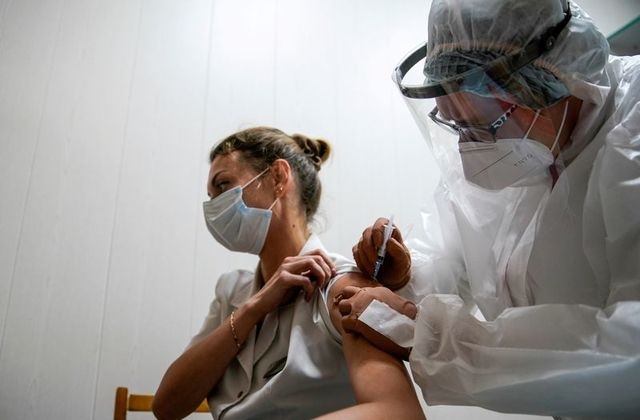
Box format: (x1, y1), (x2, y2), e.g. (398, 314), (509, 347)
(513, 152), (534, 167)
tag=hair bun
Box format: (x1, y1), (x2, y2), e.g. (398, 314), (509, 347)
(291, 134), (331, 171)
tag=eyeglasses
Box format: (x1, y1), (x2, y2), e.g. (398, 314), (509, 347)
(428, 103), (518, 143)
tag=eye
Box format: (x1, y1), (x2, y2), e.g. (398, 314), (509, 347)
(215, 180), (230, 192)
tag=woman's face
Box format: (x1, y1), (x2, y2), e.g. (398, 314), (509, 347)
(207, 151), (274, 209)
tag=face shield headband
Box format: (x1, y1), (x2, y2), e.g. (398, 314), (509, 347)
(392, 2), (572, 101)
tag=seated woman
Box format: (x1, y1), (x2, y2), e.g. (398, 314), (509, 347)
(152, 127), (424, 420)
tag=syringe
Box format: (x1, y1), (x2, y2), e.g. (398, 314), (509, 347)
(372, 215), (395, 281)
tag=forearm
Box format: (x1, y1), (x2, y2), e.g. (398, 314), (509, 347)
(152, 300), (262, 419)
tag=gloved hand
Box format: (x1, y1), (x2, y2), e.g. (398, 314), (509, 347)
(352, 218), (412, 290)
(336, 285), (417, 360)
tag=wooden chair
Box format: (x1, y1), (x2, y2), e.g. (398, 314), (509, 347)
(114, 387), (210, 419)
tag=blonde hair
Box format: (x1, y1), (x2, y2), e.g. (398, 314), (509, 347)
(209, 126), (331, 223)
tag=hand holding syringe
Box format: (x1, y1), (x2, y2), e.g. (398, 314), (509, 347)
(372, 215), (395, 281)
(352, 216), (411, 289)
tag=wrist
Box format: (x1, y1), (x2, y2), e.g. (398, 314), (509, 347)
(241, 296), (267, 323)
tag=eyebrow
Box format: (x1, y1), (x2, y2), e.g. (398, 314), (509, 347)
(210, 170), (226, 187)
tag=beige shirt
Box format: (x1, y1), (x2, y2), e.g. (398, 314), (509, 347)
(189, 235), (358, 419)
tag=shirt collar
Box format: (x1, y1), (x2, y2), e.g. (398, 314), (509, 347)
(299, 233), (325, 255)
(231, 234), (327, 308)
(256, 233), (326, 286)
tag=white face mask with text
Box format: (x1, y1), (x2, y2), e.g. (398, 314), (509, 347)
(459, 101), (568, 190)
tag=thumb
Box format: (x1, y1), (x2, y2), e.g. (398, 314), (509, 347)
(384, 237), (409, 261)
(341, 317), (360, 334)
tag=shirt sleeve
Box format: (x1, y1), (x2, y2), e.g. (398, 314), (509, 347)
(316, 255), (360, 344)
(186, 275), (229, 350)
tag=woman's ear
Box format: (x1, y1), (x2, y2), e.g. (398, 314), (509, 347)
(270, 159), (292, 197)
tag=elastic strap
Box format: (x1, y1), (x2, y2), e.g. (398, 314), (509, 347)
(241, 167), (270, 189)
(549, 100), (569, 155)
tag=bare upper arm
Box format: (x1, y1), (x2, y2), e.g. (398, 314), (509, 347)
(323, 272), (425, 417)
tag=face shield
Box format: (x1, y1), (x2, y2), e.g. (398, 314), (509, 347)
(394, 2), (575, 190)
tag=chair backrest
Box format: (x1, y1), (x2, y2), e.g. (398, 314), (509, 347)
(114, 387), (210, 419)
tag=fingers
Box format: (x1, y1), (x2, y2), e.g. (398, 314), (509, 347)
(374, 217), (405, 248)
(385, 237), (406, 257)
(274, 249), (338, 303)
(384, 238), (410, 272)
(282, 253), (334, 290)
(352, 242), (372, 277)
(336, 286), (364, 315)
(336, 286), (370, 315)
(390, 221), (404, 243)
(341, 317), (359, 334)
(376, 237), (411, 289)
(353, 218), (406, 279)
(304, 248), (335, 270)
(353, 228), (376, 276)
(281, 272), (316, 301)
(340, 285), (363, 299)
(302, 248), (336, 280)
(338, 298), (352, 316)
(371, 217), (389, 248)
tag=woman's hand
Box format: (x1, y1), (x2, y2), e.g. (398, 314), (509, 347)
(249, 249), (336, 318)
(352, 218), (412, 290)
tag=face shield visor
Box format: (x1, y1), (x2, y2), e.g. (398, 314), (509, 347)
(394, 3), (573, 190)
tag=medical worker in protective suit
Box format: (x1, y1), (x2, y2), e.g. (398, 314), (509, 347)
(337, 0), (640, 418)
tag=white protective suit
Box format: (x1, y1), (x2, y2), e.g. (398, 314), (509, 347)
(391, 0), (640, 418)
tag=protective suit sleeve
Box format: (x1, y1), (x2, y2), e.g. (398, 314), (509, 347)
(396, 182), (471, 305)
(411, 295), (640, 417)
(410, 59), (640, 418)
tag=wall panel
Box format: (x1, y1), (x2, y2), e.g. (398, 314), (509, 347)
(0, 1), (554, 419)
(90, 0), (213, 417)
(12, 0), (143, 417)
(0, 0), (64, 366)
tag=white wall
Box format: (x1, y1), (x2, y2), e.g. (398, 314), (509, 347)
(575, 0), (640, 36)
(0, 1), (548, 419)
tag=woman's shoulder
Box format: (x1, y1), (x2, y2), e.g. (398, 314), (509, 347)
(305, 234), (358, 275)
(327, 251), (359, 276)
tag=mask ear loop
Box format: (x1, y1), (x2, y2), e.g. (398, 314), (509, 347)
(241, 167), (270, 189)
(523, 110), (541, 139)
(549, 100), (569, 156)
(548, 100), (569, 187)
(247, 166), (280, 211)
(268, 183), (285, 210)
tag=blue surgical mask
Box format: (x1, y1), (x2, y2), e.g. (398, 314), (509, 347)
(203, 168), (277, 255)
